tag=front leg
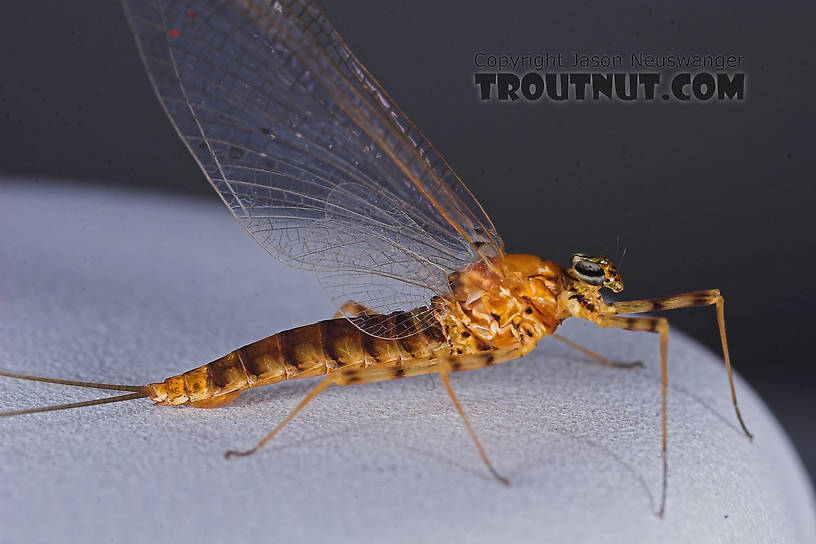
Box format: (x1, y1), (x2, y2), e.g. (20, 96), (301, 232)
(607, 289), (752, 440)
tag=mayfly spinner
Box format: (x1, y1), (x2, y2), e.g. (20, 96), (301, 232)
(1, 0), (752, 516)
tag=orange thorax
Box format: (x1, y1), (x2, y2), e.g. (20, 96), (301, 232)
(437, 254), (563, 355)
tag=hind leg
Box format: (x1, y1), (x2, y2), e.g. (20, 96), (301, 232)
(227, 346), (521, 486)
(333, 301), (377, 318)
(225, 375), (333, 458)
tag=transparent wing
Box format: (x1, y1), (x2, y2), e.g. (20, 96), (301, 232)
(123, 0), (504, 338)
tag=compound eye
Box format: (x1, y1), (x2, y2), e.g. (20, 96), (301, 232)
(574, 260), (604, 286)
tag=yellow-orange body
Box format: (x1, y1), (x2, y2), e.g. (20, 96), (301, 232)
(146, 309), (450, 407)
(1, 250), (749, 518)
(146, 254), (566, 407)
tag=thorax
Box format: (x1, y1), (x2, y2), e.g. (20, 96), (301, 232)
(434, 254), (564, 356)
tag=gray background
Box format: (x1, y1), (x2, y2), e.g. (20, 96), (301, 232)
(3, 183), (814, 542)
(1, 0), (813, 484)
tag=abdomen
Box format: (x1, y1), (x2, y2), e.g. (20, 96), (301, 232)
(147, 311), (449, 406)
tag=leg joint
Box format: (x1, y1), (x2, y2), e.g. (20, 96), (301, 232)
(655, 317), (668, 334)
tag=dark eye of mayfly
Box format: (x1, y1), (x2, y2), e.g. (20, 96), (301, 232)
(574, 260), (605, 285)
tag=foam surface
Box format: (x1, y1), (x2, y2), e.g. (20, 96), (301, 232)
(1, 181), (813, 543)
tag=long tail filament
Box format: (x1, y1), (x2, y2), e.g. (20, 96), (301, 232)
(0, 370), (147, 417)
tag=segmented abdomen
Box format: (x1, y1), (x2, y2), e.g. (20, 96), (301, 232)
(147, 309), (449, 406)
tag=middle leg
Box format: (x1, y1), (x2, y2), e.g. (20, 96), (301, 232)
(225, 346), (521, 485)
(438, 367), (510, 486)
(596, 314), (669, 517)
(551, 333), (643, 369)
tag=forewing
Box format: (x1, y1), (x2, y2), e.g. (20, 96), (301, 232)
(124, 0), (504, 337)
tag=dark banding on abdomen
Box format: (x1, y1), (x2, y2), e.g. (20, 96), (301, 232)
(359, 314), (403, 364)
(151, 309), (450, 406)
(239, 334), (286, 384)
(206, 350), (249, 391)
(319, 318), (365, 370)
(357, 310), (449, 363)
(398, 312), (439, 360)
(394, 311), (424, 358)
(278, 323), (327, 377)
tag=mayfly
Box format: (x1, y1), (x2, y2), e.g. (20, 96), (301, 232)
(1, 0), (751, 516)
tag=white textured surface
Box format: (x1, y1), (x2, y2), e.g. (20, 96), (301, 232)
(1, 180), (814, 544)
